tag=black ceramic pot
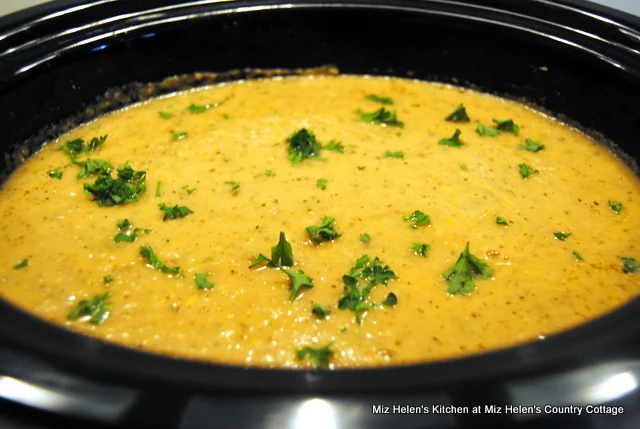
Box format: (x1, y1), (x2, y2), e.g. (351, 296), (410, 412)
(0, 1), (639, 428)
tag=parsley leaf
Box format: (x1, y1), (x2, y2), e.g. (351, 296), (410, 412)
(114, 219), (141, 243)
(104, 275), (114, 283)
(306, 216), (341, 243)
(172, 131), (189, 141)
(312, 304), (331, 318)
(13, 259), (28, 270)
(609, 201), (623, 214)
(496, 216), (508, 226)
(156, 181), (163, 197)
(59, 136), (107, 159)
(195, 273), (214, 290)
(383, 292), (398, 306)
(518, 163), (538, 179)
(68, 292), (110, 324)
(47, 168), (64, 179)
(476, 123), (500, 137)
(159, 111), (173, 119)
(493, 118), (520, 135)
(282, 268), (314, 301)
(553, 232), (572, 241)
(187, 96), (232, 114)
(159, 203), (193, 221)
(357, 108), (404, 127)
(264, 170), (276, 177)
(225, 181), (240, 194)
(384, 150), (404, 159)
(572, 251), (584, 261)
(249, 253), (271, 269)
(296, 343), (334, 368)
(75, 159), (112, 179)
(442, 242), (493, 295)
(366, 94), (393, 105)
(270, 232), (294, 267)
(519, 138), (545, 152)
(439, 129), (464, 147)
(140, 246), (181, 275)
(325, 140), (345, 153)
(84, 164), (146, 206)
(287, 128), (322, 164)
(619, 257), (639, 274)
(444, 104), (470, 122)
(360, 233), (371, 243)
(410, 243), (430, 257)
(316, 178), (327, 190)
(403, 210), (430, 229)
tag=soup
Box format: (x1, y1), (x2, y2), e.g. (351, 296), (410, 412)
(0, 75), (638, 369)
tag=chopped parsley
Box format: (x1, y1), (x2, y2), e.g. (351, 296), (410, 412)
(439, 129), (464, 147)
(287, 128), (322, 164)
(306, 216), (341, 243)
(225, 181), (240, 194)
(519, 138), (545, 152)
(264, 170), (276, 177)
(296, 343), (334, 368)
(442, 242), (493, 295)
(619, 257), (639, 274)
(476, 123), (500, 137)
(84, 164), (146, 206)
(444, 104), (470, 122)
(187, 95), (232, 113)
(357, 108), (404, 128)
(316, 178), (327, 190)
(183, 185), (196, 195)
(410, 243), (430, 257)
(496, 216), (508, 226)
(195, 273), (214, 290)
(250, 232), (294, 269)
(572, 251), (584, 261)
(383, 292), (398, 306)
(75, 159), (112, 179)
(155, 181), (163, 197)
(47, 168), (64, 179)
(357, 166), (366, 170)
(140, 246), (181, 275)
(67, 292), (110, 324)
(493, 118), (520, 135)
(103, 275), (114, 283)
(114, 218), (141, 243)
(459, 164), (468, 172)
(609, 201), (623, 214)
(282, 268), (314, 301)
(365, 94), (393, 105)
(384, 150), (404, 159)
(312, 304), (331, 318)
(518, 163), (538, 179)
(159, 203), (193, 221)
(59, 135), (107, 160)
(172, 131), (189, 141)
(13, 259), (29, 270)
(159, 111), (173, 119)
(403, 210), (430, 228)
(325, 140), (345, 153)
(360, 233), (371, 243)
(338, 255), (398, 323)
(553, 232), (572, 241)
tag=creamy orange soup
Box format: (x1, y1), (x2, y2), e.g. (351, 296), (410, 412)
(0, 75), (638, 369)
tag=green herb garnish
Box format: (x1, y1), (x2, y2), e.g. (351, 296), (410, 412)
(476, 123), (500, 137)
(140, 246), (181, 275)
(496, 216), (508, 226)
(553, 232), (572, 241)
(282, 268), (314, 301)
(83, 164), (146, 206)
(410, 243), (430, 257)
(439, 129), (464, 147)
(159, 111), (173, 119)
(493, 118), (520, 135)
(572, 251), (584, 261)
(383, 292), (398, 306)
(68, 292), (110, 324)
(357, 108), (404, 127)
(519, 138), (545, 152)
(384, 150), (404, 159)
(155, 181), (163, 197)
(619, 257), (639, 274)
(104, 275), (114, 283)
(75, 159), (112, 179)
(187, 96), (232, 113)
(609, 201), (623, 214)
(325, 140), (345, 153)
(518, 163), (538, 179)
(159, 203), (193, 221)
(59, 135), (107, 160)
(442, 242), (493, 295)
(296, 343), (334, 368)
(114, 218), (141, 243)
(225, 181), (240, 194)
(47, 168), (64, 179)
(403, 210), (430, 229)
(264, 170), (276, 177)
(312, 304), (331, 318)
(172, 131), (189, 141)
(13, 259), (29, 270)
(287, 128), (322, 164)
(250, 232), (295, 269)
(316, 178), (327, 190)
(306, 216), (341, 243)
(360, 233), (371, 243)
(195, 273), (214, 290)
(366, 94), (393, 105)
(444, 104), (470, 122)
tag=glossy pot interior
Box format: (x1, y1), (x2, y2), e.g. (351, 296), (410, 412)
(0, 0), (639, 393)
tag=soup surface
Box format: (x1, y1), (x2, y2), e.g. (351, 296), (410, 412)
(0, 75), (639, 369)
